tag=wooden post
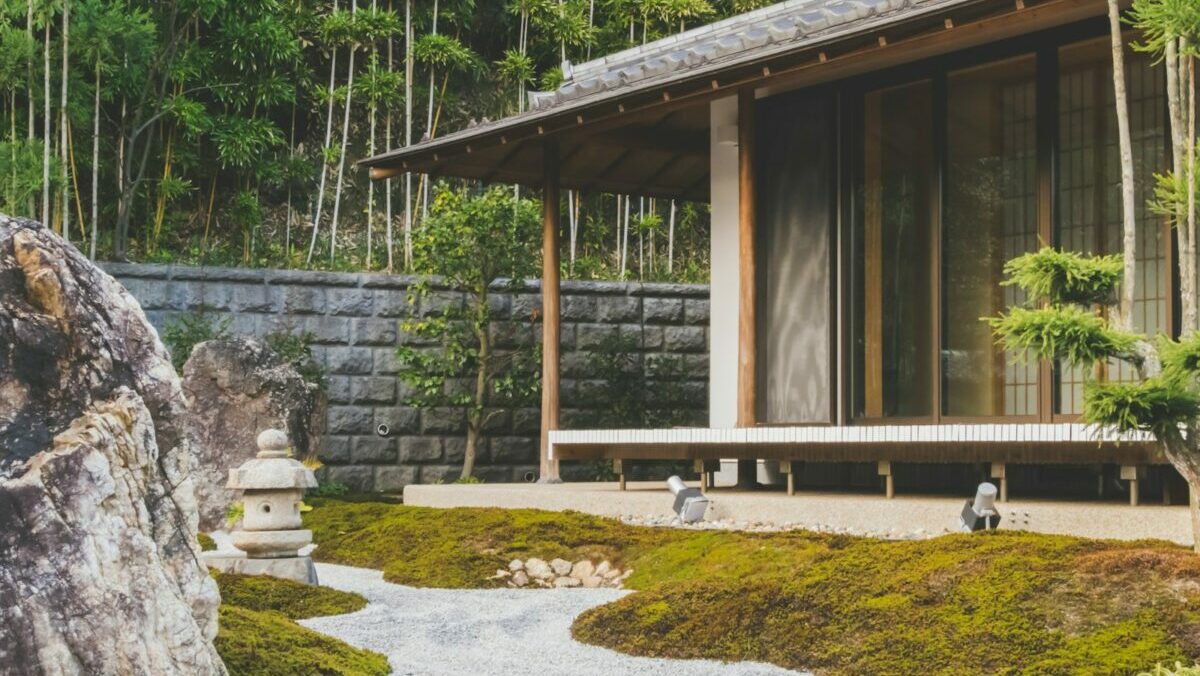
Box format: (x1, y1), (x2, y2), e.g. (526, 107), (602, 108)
(539, 140), (562, 483)
(614, 459), (625, 491)
(780, 461), (795, 496)
(863, 93), (884, 418)
(695, 459), (709, 492)
(878, 461), (894, 499)
(990, 462), (1008, 503)
(1121, 465), (1140, 506)
(736, 87), (757, 488)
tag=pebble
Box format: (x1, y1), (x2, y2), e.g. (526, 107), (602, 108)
(493, 557), (630, 589)
(525, 558), (553, 580)
(550, 558), (573, 576)
(508, 559), (524, 572)
(510, 571), (530, 587)
(553, 576), (581, 588)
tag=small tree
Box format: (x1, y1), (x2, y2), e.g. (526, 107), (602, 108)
(988, 247), (1200, 551)
(396, 185), (541, 480)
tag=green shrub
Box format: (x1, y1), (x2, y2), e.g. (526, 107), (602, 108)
(162, 308), (230, 373)
(214, 605), (389, 676)
(264, 328), (326, 388)
(214, 572), (366, 619)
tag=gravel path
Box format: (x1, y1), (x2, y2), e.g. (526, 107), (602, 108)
(302, 563), (806, 676)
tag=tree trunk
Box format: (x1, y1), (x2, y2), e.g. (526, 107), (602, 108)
(306, 0), (339, 265)
(329, 0), (358, 267)
(89, 60), (99, 261)
(59, 0), (69, 245)
(463, 292), (490, 481)
(41, 18), (50, 229)
(25, 0), (33, 219)
(422, 0), (438, 220)
(404, 0), (413, 269)
(384, 0), (394, 273)
(667, 199), (676, 273)
(1168, 40), (1193, 332)
(1107, 0), (1138, 330)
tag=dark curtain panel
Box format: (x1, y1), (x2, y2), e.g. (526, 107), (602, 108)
(755, 89), (835, 424)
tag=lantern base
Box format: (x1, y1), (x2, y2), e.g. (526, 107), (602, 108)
(203, 551), (318, 585)
(230, 528), (313, 558)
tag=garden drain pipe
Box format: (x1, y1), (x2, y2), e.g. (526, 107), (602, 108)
(667, 475), (709, 523)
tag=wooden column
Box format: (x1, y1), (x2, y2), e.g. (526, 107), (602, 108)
(736, 88), (758, 488)
(863, 94), (884, 418)
(539, 140), (562, 483)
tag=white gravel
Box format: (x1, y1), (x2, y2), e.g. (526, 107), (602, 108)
(302, 563), (806, 676)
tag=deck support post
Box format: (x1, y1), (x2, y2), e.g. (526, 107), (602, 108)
(780, 461), (795, 496)
(538, 140), (562, 484)
(878, 461), (893, 499)
(990, 462), (1008, 502)
(736, 87), (758, 489)
(614, 459), (625, 491)
(1121, 465), (1140, 506)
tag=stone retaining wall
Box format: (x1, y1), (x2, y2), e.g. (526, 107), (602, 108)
(103, 263), (710, 491)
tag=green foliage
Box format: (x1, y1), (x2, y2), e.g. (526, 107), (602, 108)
(162, 308), (231, 373)
(213, 569), (387, 675)
(1082, 379), (1200, 435)
(1129, 0), (1200, 58)
(263, 328), (326, 389)
(226, 501), (245, 529)
(214, 605), (390, 676)
(1001, 247), (1124, 305)
(214, 572), (367, 620)
(987, 305), (1138, 367)
(579, 333), (704, 429)
(305, 497), (1200, 674)
(197, 532), (216, 552)
(311, 480), (350, 497)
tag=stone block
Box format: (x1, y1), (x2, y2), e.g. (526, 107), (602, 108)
(317, 436), (351, 464)
(373, 347), (402, 374)
(481, 408), (510, 434)
(375, 465), (418, 492)
(443, 437), (466, 464)
(120, 279), (167, 310)
(423, 407), (465, 434)
(418, 464), (459, 484)
(282, 286), (326, 314)
(326, 465), (374, 491)
(618, 324), (643, 347)
(374, 289), (415, 318)
(490, 436), (536, 464)
(351, 376), (396, 404)
(562, 295), (597, 321)
(328, 289), (374, 317)
(325, 376), (351, 404)
(399, 436), (443, 463)
(487, 293), (512, 319)
(684, 298), (710, 325)
(297, 316), (350, 344)
(228, 284), (274, 312)
(596, 296), (640, 322)
(351, 436), (397, 464)
(374, 407), (420, 435)
(326, 347), (374, 374)
(491, 321), (535, 349)
(419, 291), (465, 317)
(575, 323), (618, 349)
(641, 326), (665, 350)
(511, 408), (540, 435)
(510, 293), (540, 321)
(327, 406), (374, 435)
(643, 297), (684, 324)
(664, 325), (707, 353)
(353, 318), (398, 346)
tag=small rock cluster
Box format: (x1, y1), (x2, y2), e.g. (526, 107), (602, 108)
(618, 514), (947, 540)
(491, 557), (631, 589)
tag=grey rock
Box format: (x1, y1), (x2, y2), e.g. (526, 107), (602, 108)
(643, 297), (684, 324)
(374, 465), (418, 492)
(0, 216), (225, 675)
(550, 558), (572, 576)
(182, 337), (326, 530)
(399, 436), (443, 463)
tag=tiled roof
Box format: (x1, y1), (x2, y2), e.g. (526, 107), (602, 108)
(527, 0), (961, 112)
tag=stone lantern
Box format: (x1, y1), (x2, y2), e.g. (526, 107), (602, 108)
(225, 429), (319, 584)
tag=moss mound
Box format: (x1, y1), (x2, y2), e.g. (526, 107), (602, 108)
(214, 572), (367, 619)
(213, 569), (387, 675)
(198, 532), (216, 552)
(305, 497), (686, 588)
(306, 496), (1200, 674)
(215, 605), (390, 676)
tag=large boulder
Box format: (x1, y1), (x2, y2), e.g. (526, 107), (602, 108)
(0, 217), (225, 675)
(183, 338), (326, 531)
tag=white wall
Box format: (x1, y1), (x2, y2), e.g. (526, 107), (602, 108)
(709, 96), (740, 428)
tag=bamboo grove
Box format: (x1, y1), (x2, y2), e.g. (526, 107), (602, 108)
(0, 0), (771, 280)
